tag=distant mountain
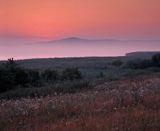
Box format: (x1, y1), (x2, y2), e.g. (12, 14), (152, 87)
(53, 37), (91, 43)
(46, 37), (121, 43)
(126, 51), (160, 59)
(41, 37), (160, 44)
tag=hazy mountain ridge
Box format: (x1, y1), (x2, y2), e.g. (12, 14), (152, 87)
(43, 37), (160, 43)
(45, 37), (125, 43)
(126, 51), (160, 59)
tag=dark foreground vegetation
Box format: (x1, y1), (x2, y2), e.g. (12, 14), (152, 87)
(0, 73), (160, 131)
(126, 53), (160, 69)
(0, 53), (160, 99)
(0, 53), (160, 131)
(0, 58), (84, 96)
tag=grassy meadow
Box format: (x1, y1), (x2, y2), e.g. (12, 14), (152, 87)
(0, 52), (160, 131)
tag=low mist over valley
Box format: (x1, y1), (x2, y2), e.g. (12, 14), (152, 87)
(0, 37), (160, 60)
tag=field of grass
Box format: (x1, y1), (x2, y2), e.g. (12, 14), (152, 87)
(0, 53), (160, 131)
(0, 73), (160, 131)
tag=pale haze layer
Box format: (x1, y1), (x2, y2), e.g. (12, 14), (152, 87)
(0, 38), (159, 60)
(0, 0), (160, 59)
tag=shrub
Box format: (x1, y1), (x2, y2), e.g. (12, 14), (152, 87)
(0, 59), (85, 94)
(0, 65), (15, 92)
(96, 72), (105, 78)
(0, 58), (29, 92)
(50, 80), (92, 94)
(112, 60), (123, 67)
(152, 53), (160, 67)
(126, 59), (152, 69)
(0, 59), (41, 93)
(62, 67), (82, 80)
(27, 69), (41, 85)
(42, 69), (59, 82)
(14, 68), (29, 86)
(0, 80), (93, 99)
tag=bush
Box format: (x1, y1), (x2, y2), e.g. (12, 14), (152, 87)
(96, 72), (105, 78)
(126, 59), (152, 69)
(152, 53), (160, 67)
(62, 67), (82, 80)
(14, 68), (29, 86)
(0, 80), (93, 99)
(0, 65), (15, 92)
(0, 58), (29, 92)
(0, 59), (85, 94)
(112, 60), (123, 67)
(27, 69), (41, 85)
(42, 69), (59, 82)
(0, 59), (42, 93)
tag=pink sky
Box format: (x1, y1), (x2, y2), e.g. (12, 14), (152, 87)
(0, 0), (160, 39)
(0, 0), (160, 60)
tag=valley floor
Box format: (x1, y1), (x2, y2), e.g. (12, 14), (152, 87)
(0, 73), (160, 131)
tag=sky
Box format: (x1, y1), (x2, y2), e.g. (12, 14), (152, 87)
(0, 0), (160, 59)
(0, 0), (160, 39)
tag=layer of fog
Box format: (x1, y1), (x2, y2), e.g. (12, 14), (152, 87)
(0, 38), (160, 60)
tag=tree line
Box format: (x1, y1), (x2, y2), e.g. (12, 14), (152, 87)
(126, 53), (160, 69)
(0, 53), (159, 93)
(0, 58), (82, 93)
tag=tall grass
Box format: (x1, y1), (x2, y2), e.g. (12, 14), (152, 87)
(0, 73), (160, 131)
